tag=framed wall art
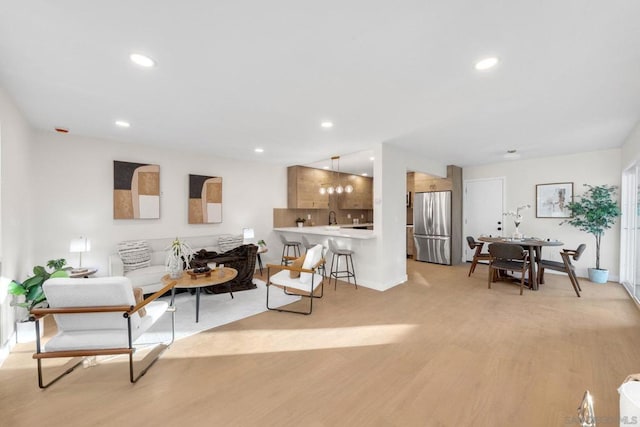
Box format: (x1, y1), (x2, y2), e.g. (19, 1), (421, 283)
(188, 174), (222, 224)
(535, 182), (573, 218)
(113, 161), (160, 219)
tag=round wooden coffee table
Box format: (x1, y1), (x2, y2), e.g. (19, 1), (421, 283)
(162, 267), (238, 322)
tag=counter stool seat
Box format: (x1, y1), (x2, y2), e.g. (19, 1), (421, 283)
(328, 239), (357, 290)
(279, 234), (302, 265)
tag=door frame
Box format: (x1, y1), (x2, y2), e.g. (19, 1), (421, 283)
(462, 176), (506, 264)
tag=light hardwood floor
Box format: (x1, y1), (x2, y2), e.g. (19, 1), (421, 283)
(2, 260), (640, 426)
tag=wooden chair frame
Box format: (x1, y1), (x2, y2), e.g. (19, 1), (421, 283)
(266, 257), (325, 315)
(30, 281), (176, 389)
(487, 244), (530, 295)
(467, 237), (491, 277)
(538, 246), (584, 297)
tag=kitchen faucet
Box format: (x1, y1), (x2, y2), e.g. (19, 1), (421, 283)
(329, 211), (337, 225)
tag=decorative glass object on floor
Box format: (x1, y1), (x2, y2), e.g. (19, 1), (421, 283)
(577, 390), (595, 427)
(166, 237), (194, 279)
(504, 204), (531, 239)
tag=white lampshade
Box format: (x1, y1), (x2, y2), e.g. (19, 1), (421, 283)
(69, 237), (91, 268)
(69, 237), (91, 253)
(242, 228), (255, 244)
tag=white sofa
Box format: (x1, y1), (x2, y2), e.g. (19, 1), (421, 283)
(108, 235), (244, 294)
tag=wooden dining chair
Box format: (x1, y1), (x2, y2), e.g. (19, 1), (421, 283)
(538, 244), (586, 297)
(488, 243), (530, 295)
(466, 236), (492, 276)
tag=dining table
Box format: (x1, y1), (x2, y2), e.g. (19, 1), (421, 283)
(478, 236), (563, 290)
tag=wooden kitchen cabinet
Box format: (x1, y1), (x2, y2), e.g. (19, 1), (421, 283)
(338, 175), (373, 209)
(287, 166), (330, 209)
(407, 226), (414, 258)
(414, 172), (453, 192)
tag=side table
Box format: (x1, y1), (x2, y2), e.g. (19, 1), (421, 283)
(256, 246), (268, 275)
(69, 268), (98, 278)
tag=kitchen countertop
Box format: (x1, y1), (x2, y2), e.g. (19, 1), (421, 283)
(335, 222), (374, 228)
(274, 225), (376, 239)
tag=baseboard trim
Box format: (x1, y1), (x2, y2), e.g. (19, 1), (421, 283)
(0, 334), (16, 368)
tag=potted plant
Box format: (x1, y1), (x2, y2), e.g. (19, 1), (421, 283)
(562, 184), (621, 283)
(257, 239), (266, 248)
(295, 217), (306, 227)
(166, 237), (194, 279)
(9, 258), (69, 342)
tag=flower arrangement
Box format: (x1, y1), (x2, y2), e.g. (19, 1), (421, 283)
(504, 204), (531, 231)
(165, 237), (194, 278)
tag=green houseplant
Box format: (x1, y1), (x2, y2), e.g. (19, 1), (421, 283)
(9, 258), (69, 321)
(562, 184), (621, 283)
(295, 217), (306, 227)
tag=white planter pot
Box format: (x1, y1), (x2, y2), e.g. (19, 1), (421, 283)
(16, 318), (44, 343)
(588, 268), (609, 284)
(296, 222), (304, 228)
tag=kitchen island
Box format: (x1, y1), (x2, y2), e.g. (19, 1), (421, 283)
(273, 225), (375, 239)
(273, 225), (378, 289)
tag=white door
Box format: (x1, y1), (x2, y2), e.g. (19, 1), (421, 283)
(463, 178), (505, 262)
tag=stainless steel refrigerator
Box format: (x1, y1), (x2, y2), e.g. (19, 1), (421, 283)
(413, 191), (452, 265)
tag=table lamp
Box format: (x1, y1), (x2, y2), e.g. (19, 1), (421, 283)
(69, 237), (91, 269)
(242, 228), (255, 244)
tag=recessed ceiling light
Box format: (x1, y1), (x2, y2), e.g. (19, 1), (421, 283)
(362, 173), (368, 176)
(115, 120), (130, 128)
(475, 57), (499, 71)
(254, 148), (264, 153)
(320, 121), (333, 129)
(369, 157), (375, 161)
(323, 166), (330, 170)
(130, 53), (156, 68)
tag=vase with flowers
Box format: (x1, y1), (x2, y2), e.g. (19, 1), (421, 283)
(165, 237), (194, 279)
(504, 204), (531, 239)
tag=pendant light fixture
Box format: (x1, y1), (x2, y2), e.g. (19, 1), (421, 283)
(319, 156), (354, 195)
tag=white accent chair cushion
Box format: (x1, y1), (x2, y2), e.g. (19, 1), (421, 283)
(42, 277), (168, 351)
(300, 244), (323, 284)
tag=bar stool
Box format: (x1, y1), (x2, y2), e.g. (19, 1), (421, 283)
(328, 239), (357, 290)
(302, 236), (326, 276)
(279, 234), (302, 265)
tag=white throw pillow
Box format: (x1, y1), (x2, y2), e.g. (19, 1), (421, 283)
(117, 240), (151, 273)
(218, 234), (244, 252)
(300, 244), (322, 284)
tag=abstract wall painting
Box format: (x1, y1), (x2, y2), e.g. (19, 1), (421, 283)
(113, 161), (160, 219)
(188, 174), (222, 224)
(535, 182), (573, 218)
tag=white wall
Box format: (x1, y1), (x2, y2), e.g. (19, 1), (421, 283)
(0, 88), (34, 356)
(622, 121), (640, 169)
(371, 142), (447, 290)
(30, 130), (287, 277)
(464, 149), (622, 280)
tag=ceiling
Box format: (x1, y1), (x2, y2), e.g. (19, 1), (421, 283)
(1, 1), (640, 174)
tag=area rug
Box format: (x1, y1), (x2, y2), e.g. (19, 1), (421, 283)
(139, 279), (299, 343)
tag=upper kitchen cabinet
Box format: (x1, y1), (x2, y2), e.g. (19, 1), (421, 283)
(287, 166), (330, 209)
(338, 174), (373, 209)
(414, 172), (453, 192)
